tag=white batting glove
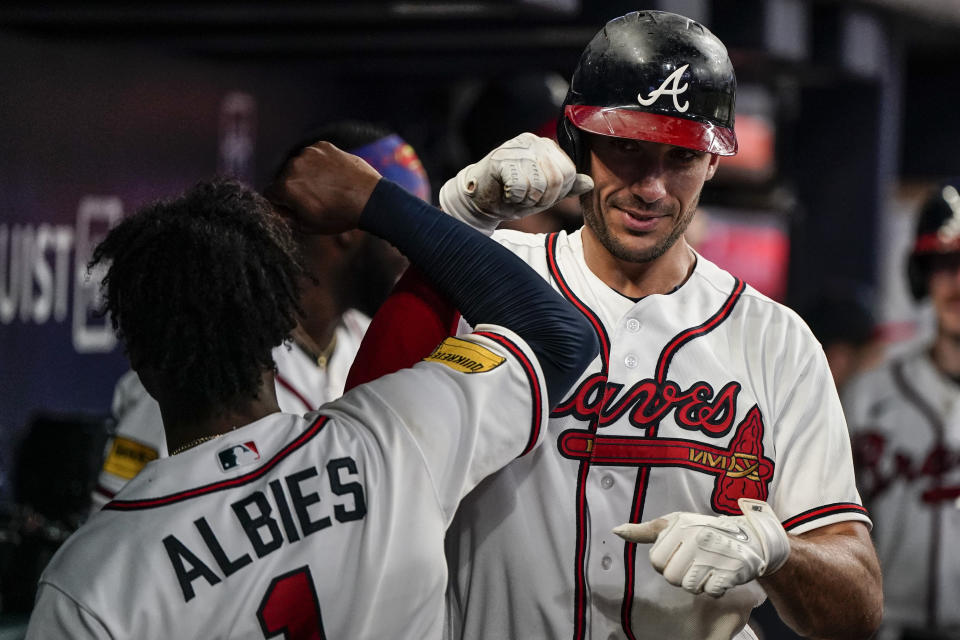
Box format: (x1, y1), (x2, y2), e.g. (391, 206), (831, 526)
(613, 498), (790, 598)
(439, 132), (594, 234)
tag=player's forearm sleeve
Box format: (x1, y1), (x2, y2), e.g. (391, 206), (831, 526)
(359, 179), (599, 405)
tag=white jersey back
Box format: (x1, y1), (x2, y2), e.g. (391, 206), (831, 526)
(28, 326), (547, 640)
(842, 347), (960, 633)
(446, 230), (870, 640)
(91, 310), (370, 509)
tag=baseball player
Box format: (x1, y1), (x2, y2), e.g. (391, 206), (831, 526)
(843, 183), (960, 640)
(349, 11), (883, 640)
(25, 145), (597, 639)
(90, 121), (427, 511)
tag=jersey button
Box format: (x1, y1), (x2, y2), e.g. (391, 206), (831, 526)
(624, 354), (638, 368)
(600, 474), (614, 489)
(601, 554), (613, 570)
(626, 318), (641, 332)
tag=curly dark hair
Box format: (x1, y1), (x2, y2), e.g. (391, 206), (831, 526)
(90, 178), (304, 413)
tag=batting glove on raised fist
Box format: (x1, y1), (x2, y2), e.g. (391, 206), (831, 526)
(439, 132), (594, 234)
(613, 498), (791, 598)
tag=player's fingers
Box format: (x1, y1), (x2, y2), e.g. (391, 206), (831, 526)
(501, 160), (531, 204)
(680, 564), (711, 595)
(531, 139), (571, 205)
(701, 570), (734, 598)
(569, 173), (595, 196)
(658, 539), (694, 586)
(613, 517), (668, 543)
(523, 159), (548, 205)
(532, 158), (563, 207)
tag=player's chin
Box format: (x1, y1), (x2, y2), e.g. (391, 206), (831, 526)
(608, 233), (665, 264)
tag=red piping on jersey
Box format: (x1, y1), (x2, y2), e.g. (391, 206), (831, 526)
(545, 233), (609, 640)
(474, 330), (544, 457)
(618, 277), (745, 636)
(94, 485), (116, 500)
(102, 415), (330, 511)
(275, 373), (315, 413)
(891, 360), (944, 628)
(654, 278), (746, 384)
(546, 233), (611, 361)
(780, 503), (869, 531)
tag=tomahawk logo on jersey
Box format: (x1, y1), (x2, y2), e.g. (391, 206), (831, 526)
(445, 230), (871, 640)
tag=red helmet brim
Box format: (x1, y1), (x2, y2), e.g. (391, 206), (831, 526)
(565, 104), (738, 156)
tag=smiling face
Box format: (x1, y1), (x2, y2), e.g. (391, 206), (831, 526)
(580, 134), (720, 265)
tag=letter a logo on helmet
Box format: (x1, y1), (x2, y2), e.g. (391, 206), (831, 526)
(637, 64), (690, 112)
(557, 11), (738, 166)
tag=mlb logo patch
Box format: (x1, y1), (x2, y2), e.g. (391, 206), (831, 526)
(218, 442), (260, 471)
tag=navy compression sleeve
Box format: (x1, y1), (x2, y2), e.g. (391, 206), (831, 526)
(359, 179), (598, 406)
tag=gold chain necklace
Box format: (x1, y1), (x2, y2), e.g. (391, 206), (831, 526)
(169, 433), (225, 456)
(292, 327), (338, 369)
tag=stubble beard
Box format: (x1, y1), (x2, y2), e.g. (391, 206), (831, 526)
(580, 190), (701, 264)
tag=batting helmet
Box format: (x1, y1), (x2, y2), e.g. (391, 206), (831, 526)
(908, 181), (960, 300)
(558, 10), (738, 167)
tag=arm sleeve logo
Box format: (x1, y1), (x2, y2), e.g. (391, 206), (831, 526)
(102, 436), (159, 480)
(423, 337), (505, 373)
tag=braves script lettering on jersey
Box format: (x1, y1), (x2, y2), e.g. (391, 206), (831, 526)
(842, 346), (960, 636)
(445, 230), (870, 640)
(28, 326), (546, 640)
(91, 310), (370, 510)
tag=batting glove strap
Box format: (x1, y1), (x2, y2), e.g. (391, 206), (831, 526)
(438, 163), (504, 235)
(438, 132), (592, 234)
(738, 498), (790, 575)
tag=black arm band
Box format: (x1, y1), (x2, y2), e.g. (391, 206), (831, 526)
(359, 179), (598, 406)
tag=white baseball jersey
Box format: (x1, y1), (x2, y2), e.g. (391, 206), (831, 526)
(842, 345), (960, 636)
(90, 310), (370, 510)
(28, 325), (547, 640)
(445, 229), (870, 640)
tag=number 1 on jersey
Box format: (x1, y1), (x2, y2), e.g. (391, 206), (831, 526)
(258, 566), (326, 639)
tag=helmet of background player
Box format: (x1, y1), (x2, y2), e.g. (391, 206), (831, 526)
(557, 10), (738, 169)
(908, 181), (960, 300)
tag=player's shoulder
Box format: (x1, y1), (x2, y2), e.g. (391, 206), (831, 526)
(491, 227), (550, 249)
(491, 228), (585, 274)
(110, 369), (151, 416)
(692, 254), (811, 335)
(844, 342), (930, 401)
(491, 227), (579, 258)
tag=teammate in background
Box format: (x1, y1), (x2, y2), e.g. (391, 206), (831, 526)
(90, 121), (429, 510)
(25, 146), (597, 638)
(843, 182), (960, 640)
(350, 10), (882, 640)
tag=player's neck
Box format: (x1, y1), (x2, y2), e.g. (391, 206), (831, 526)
(160, 369), (282, 455)
(931, 328), (960, 378)
(582, 231), (696, 299)
(297, 282), (344, 351)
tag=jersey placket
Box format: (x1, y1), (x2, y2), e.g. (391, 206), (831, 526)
(586, 308), (657, 640)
